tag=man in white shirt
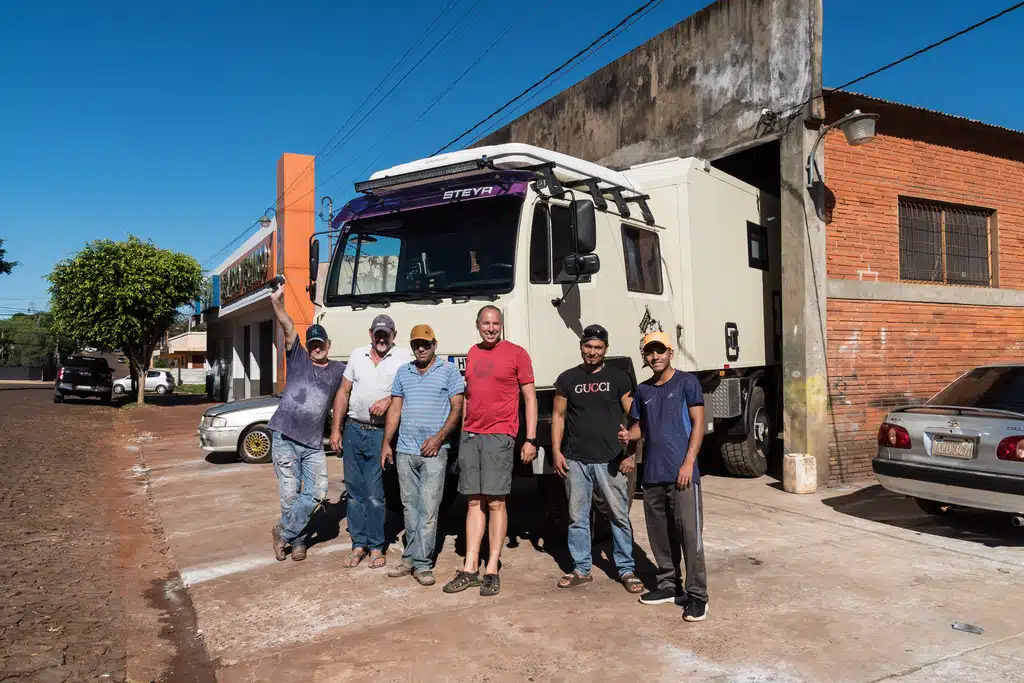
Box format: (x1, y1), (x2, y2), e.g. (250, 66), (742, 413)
(330, 314), (413, 569)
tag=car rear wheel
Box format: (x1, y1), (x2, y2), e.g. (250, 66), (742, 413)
(238, 424), (273, 464)
(156, 385), (168, 395)
(112, 384), (125, 395)
(914, 497), (953, 516)
(53, 391), (64, 404)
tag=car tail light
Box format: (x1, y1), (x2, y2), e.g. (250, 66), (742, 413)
(878, 422), (911, 449)
(58, 368), (64, 381)
(997, 436), (1024, 461)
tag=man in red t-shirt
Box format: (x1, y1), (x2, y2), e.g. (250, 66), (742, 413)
(443, 305), (537, 597)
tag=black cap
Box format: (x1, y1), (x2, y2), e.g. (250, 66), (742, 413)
(580, 324), (609, 345)
(306, 324), (329, 345)
(370, 314), (396, 335)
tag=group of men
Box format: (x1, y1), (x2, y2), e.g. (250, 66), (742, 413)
(265, 285), (709, 622)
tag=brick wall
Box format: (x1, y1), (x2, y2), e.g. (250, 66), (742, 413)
(823, 96), (1024, 482)
(826, 299), (1024, 481)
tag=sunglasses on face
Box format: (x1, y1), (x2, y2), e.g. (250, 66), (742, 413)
(411, 340), (433, 351)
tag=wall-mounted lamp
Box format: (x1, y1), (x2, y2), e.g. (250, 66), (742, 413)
(806, 109), (879, 189)
(258, 207), (277, 230)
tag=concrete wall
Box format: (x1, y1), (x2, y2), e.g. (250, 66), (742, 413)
(823, 91), (1024, 481)
(477, 0), (819, 167)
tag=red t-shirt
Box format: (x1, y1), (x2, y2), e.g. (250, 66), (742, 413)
(463, 340), (535, 437)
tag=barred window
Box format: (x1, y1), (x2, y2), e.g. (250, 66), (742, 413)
(898, 199), (992, 286)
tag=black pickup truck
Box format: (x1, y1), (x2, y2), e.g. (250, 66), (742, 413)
(54, 356), (114, 405)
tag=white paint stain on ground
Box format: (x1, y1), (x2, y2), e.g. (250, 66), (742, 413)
(180, 543), (350, 586)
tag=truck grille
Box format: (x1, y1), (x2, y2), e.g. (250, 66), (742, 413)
(705, 378), (742, 419)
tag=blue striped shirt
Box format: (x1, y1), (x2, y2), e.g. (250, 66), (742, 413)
(391, 358), (466, 455)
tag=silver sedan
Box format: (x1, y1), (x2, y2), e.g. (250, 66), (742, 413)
(873, 364), (1024, 523)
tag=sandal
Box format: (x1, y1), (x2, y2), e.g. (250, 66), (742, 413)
(342, 549), (365, 568)
(442, 570), (481, 594)
(480, 573), (501, 597)
(368, 550), (386, 569)
(557, 571), (594, 589)
(620, 573), (645, 594)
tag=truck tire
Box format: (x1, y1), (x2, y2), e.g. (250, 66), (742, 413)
(238, 424), (273, 464)
(720, 385), (770, 477)
(53, 391), (64, 404)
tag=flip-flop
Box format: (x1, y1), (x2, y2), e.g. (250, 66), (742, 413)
(368, 550), (386, 569)
(620, 573), (645, 594)
(557, 571), (593, 589)
(342, 550), (365, 568)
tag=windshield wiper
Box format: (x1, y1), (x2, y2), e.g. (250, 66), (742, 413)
(349, 296), (391, 310)
(388, 291), (444, 305)
(443, 288), (501, 304)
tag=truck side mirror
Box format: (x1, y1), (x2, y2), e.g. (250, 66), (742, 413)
(309, 239), (320, 283)
(572, 199), (597, 254)
(564, 253), (600, 276)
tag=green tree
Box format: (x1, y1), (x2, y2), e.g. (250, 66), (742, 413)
(47, 236), (203, 404)
(0, 312), (73, 368)
(0, 239), (16, 275)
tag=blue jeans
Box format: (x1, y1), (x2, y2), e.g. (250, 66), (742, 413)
(271, 431), (328, 548)
(396, 448), (448, 570)
(342, 421), (386, 551)
(566, 459), (635, 577)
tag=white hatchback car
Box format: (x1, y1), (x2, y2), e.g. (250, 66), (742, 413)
(112, 370), (176, 396)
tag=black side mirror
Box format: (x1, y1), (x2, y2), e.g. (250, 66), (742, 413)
(563, 253), (600, 277)
(309, 239), (320, 283)
(572, 199), (597, 254)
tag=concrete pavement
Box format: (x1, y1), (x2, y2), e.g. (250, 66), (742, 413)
(130, 404), (1024, 682)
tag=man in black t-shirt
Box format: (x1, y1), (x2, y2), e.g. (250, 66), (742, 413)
(551, 325), (644, 595)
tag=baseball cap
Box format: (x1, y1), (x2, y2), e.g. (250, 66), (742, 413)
(410, 324), (436, 343)
(306, 324), (329, 345)
(370, 314), (396, 335)
(641, 331), (673, 351)
(580, 324), (609, 345)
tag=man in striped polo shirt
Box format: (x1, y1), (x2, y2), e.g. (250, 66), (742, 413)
(381, 324), (465, 586)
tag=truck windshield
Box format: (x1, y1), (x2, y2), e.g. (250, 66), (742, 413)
(325, 195), (522, 305)
(929, 366), (1024, 412)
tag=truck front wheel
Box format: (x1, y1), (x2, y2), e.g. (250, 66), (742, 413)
(719, 385), (771, 477)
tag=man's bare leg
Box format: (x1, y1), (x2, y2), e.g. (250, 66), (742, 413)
(463, 495), (486, 573)
(484, 496), (507, 575)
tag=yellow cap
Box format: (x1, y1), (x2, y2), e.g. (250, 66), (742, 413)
(641, 331), (673, 351)
(410, 324), (436, 342)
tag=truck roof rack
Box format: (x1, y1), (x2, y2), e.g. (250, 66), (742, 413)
(354, 144), (656, 225)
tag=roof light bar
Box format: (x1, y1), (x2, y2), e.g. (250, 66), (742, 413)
(354, 159), (490, 194)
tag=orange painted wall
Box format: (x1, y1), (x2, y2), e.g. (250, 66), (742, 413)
(275, 153), (317, 391)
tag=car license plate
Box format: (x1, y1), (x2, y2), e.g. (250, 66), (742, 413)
(447, 356), (467, 373)
(77, 385), (94, 391)
(932, 437), (975, 459)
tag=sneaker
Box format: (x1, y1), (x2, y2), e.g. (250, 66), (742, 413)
(683, 599), (708, 622)
(388, 563), (414, 578)
(638, 587), (678, 605)
(271, 525), (287, 562)
(413, 569), (436, 586)
(291, 545), (307, 562)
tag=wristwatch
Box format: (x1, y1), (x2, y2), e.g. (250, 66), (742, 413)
(525, 437), (538, 447)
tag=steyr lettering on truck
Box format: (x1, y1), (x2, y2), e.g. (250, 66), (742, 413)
(443, 186), (496, 200)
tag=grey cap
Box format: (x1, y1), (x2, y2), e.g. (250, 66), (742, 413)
(370, 314), (396, 335)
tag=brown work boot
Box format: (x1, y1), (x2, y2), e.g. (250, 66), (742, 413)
(271, 525), (287, 562)
(291, 545), (307, 562)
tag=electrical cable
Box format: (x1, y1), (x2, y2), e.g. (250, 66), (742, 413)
(432, 0), (661, 156)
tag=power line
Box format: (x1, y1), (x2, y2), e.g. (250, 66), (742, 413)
(783, 1), (1024, 119)
(197, 1), (463, 269)
(467, 0), (664, 148)
(432, 0), (661, 156)
(323, 5), (537, 199)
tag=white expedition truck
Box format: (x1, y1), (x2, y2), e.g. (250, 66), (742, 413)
(308, 143), (781, 521)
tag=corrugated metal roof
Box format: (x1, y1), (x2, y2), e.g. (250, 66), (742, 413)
(824, 88), (1023, 137)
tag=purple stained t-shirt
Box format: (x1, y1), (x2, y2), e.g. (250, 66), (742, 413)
(267, 343), (346, 449)
(629, 370), (705, 486)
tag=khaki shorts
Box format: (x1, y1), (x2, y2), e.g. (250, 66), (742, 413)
(458, 432), (515, 496)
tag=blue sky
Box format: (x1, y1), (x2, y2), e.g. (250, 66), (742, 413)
(1, 0), (1021, 314)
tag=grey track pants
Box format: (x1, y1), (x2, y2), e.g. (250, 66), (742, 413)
(642, 481), (708, 603)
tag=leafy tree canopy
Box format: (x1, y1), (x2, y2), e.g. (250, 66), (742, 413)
(47, 236), (203, 403)
(0, 238), (16, 275)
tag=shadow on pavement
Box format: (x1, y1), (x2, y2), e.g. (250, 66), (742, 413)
(823, 484), (1024, 548)
(204, 452), (239, 465)
(117, 394), (213, 408)
(0, 385), (51, 391)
